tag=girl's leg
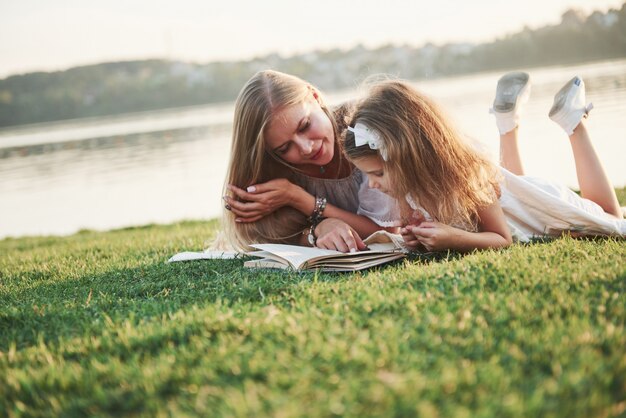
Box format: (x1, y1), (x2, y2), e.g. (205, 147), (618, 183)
(499, 127), (525, 175)
(549, 76), (622, 218)
(491, 72), (530, 176)
(568, 121), (621, 217)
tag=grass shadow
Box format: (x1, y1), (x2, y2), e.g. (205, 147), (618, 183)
(1, 245), (467, 351)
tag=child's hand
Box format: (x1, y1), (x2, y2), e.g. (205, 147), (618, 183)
(409, 210), (427, 225)
(400, 210), (428, 250)
(400, 226), (421, 250)
(406, 221), (460, 252)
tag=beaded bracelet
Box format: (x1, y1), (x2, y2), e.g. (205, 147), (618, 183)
(309, 196), (327, 224)
(307, 196), (327, 246)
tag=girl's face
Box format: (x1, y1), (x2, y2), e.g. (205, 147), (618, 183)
(264, 94), (335, 168)
(352, 155), (391, 194)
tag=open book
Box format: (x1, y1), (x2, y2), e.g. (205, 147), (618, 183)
(244, 230), (407, 272)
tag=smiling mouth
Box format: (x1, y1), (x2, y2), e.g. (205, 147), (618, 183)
(310, 146), (323, 161)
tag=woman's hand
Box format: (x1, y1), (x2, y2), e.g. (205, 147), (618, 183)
(224, 179), (303, 223)
(314, 218), (367, 253)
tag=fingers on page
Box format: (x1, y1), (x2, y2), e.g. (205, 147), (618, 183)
(345, 233), (357, 253)
(353, 231), (367, 251)
(332, 235), (349, 253)
(344, 229), (356, 252)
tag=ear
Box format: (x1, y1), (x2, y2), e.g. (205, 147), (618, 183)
(308, 85), (321, 104)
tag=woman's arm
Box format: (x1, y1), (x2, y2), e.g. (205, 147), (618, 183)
(405, 201), (512, 252)
(225, 178), (390, 238)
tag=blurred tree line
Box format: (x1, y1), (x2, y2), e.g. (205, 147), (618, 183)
(1, 4), (625, 128)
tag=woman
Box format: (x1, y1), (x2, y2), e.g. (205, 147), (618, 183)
(222, 70), (399, 251)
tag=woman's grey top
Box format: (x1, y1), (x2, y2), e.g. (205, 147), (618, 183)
(291, 168), (363, 214)
(292, 168), (401, 227)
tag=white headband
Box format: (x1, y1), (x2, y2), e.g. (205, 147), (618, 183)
(347, 122), (388, 161)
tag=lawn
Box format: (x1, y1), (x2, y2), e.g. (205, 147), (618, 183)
(1, 190), (625, 417)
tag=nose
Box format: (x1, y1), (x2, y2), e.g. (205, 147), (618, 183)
(368, 177), (379, 189)
(295, 136), (314, 155)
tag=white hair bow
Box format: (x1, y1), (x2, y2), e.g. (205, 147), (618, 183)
(347, 122), (388, 161)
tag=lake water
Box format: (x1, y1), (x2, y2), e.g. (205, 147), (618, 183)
(1, 59), (625, 239)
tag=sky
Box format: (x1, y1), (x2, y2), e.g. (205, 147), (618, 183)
(0, 0), (623, 79)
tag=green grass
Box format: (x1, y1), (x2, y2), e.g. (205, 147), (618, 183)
(1, 192), (626, 417)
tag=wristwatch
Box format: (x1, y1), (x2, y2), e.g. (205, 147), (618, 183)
(307, 223), (317, 246)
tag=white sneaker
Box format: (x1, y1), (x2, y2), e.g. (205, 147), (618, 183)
(490, 72), (531, 135)
(549, 76), (593, 136)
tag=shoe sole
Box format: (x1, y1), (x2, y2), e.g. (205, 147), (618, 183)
(549, 76), (581, 117)
(493, 72), (530, 112)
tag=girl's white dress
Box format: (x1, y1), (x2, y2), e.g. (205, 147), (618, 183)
(498, 168), (625, 241)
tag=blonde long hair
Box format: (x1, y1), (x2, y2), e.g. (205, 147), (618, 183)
(343, 80), (499, 230)
(222, 70), (339, 250)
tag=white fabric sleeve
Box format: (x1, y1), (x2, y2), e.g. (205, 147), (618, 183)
(356, 173), (402, 227)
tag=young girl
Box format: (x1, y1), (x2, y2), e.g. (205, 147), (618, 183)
(342, 75), (625, 252)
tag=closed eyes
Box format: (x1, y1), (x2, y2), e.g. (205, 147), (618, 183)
(276, 118), (311, 154)
(298, 119), (310, 132)
(277, 143), (291, 154)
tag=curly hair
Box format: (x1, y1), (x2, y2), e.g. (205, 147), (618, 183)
(343, 79), (500, 231)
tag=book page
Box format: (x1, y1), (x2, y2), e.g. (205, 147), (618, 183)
(243, 258), (289, 270)
(245, 230), (407, 271)
(316, 253), (405, 272)
(168, 250), (239, 263)
(250, 244), (343, 269)
(363, 230), (406, 250)
(250, 237), (404, 270)
(309, 252), (405, 268)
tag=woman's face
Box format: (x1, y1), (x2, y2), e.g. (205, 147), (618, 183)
(264, 94), (335, 168)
